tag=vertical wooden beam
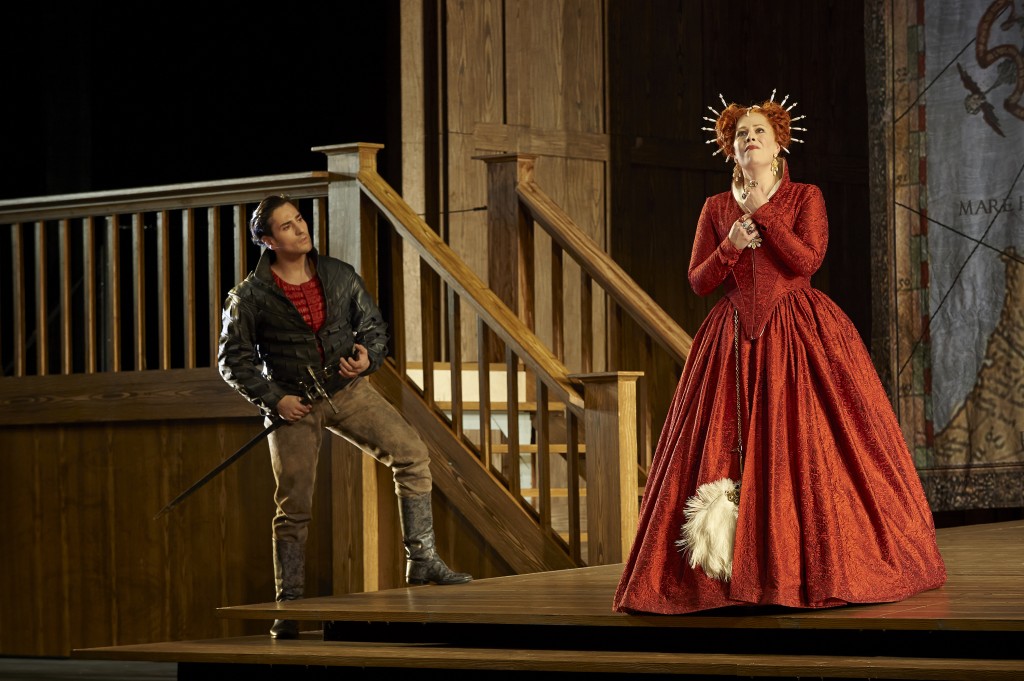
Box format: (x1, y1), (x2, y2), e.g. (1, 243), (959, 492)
(447, 287), (463, 438)
(233, 204), (246, 285)
(83, 217), (97, 374)
(565, 410), (582, 565)
(315, 142), (383, 278)
(331, 436), (380, 595)
(207, 207), (222, 364)
(505, 346), (520, 497)
(580, 271), (593, 373)
(58, 219), (72, 374)
(359, 193), (379, 300)
(399, 0), (433, 374)
(182, 208), (196, 368)
(389, 224), (407, 376)
(156, 211), (171, 370)
(105, 215), (121, 372)
(420, 264), (437, 405)
(477, 318), (492, 469)
(131, 214), (146, 371)
(479, 153), (537, 333)
(570, 371), (642, 566)
(536, 379), (551, 534)
(34, 221), (48, 376)
(551, 242), (565, 362)
(316, 142), (390, 597)
(865, 0), (897, 400)
(11, 223), (26, 377)
(481, 153), (538, 416)
(312, 196), (328, 258)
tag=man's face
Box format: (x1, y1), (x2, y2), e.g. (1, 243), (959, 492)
(262, 203), (312, 256)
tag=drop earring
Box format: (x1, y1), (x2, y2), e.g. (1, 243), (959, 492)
(733, 163), (742, 184)
(771, 155), (780, 176)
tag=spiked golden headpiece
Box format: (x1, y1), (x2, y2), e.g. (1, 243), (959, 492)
(701, 89), (807, 161)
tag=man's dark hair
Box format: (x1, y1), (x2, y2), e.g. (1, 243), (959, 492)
(249, 194), (295, 246)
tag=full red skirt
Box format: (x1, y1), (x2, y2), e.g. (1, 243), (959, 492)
(613, 289), (947, 614)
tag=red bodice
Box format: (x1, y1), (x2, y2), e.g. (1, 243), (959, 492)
(687, 168), (830, 338)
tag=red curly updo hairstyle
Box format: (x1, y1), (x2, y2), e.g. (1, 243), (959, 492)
(715, 100), (792, 159)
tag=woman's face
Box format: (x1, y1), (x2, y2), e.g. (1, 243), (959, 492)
(732, 111), (781, 169)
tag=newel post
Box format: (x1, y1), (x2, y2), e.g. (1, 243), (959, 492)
(569, 371), (641, 565)
(314, 143), (391, 595)
(477, 153), (537, 343)
(315, 142), (383, 297)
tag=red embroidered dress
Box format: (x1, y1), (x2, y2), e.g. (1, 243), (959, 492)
(613, 167), (947, 614)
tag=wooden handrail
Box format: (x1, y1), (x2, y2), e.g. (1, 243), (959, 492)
(0, 146), (638, 570)
(517, 179), (692, 365)
(357, 169), (585, 417)
(0, 172), (331, 223)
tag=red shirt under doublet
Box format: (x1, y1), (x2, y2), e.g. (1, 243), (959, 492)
(272, 271), (326, 333)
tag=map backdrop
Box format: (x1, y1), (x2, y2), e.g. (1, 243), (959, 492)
(878, 0), (1024, 511)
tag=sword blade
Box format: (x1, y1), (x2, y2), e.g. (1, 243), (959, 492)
(153, 417), (286, 520)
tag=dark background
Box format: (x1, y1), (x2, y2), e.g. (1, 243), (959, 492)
(2, 3), (395, 200)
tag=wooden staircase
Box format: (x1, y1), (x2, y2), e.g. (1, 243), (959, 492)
(0, 141), (685, 657)
(404, 361), (591, 549)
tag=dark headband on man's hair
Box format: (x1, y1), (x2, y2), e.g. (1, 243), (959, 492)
(249, 194), (294, 246)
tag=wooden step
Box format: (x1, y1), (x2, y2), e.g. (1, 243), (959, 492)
(404, 363), (529, 403)
(520, 487), (586, 497)
(434, 401), (568, 412)
(491, 443), (586, 454)
(517, 486), (644, 499)
(73, 634), (1024, 680)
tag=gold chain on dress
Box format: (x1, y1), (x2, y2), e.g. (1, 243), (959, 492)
(733, 309), (744, 475)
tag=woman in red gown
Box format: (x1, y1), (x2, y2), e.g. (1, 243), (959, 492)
(613, 94), (947, 615)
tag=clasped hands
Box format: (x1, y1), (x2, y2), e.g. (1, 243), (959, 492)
(729, 213), (763, 251)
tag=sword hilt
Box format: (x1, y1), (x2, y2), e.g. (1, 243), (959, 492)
(304, 365), (339, 414)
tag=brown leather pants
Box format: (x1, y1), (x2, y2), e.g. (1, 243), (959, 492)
(266, 377), (432, 544)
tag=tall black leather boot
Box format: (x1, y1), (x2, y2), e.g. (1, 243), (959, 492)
(269, 539), (305, 639)
(398, 493), (473, 585)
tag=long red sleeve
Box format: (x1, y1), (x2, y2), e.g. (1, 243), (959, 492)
(688, 198), (743, 296)
(752, 184), (829, 277)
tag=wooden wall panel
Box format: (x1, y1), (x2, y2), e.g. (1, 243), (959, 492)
(3, 428), (54, 655)
(113, 423), (177, 643)
(447, 133), (490, 219)
(446, 0), (505, 134)
(504, 0), (604, 133)
(0, 411), (336, 656)
(60, 426), (117, 650)
(400, 0), (428, 366)
(607, 0), (699, 141)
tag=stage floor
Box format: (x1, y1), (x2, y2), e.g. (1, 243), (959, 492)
(74, 519), (1024, 680)
(217, 518), (1024, 631)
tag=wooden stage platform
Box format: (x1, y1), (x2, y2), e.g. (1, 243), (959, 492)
(75, 520), (1024, 679)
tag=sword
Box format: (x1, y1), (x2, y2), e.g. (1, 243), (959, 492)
(153, 416), (286, 519)
(154, 364), (340, 519)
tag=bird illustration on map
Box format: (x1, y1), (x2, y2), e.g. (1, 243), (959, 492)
(956, 60), (1016, 137)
